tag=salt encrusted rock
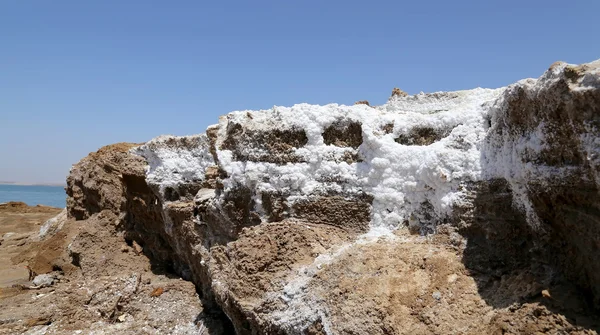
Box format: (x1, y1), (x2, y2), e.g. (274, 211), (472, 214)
(63, 59), (600, 334)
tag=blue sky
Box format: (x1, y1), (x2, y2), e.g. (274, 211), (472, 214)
(1, 0), (599, 184)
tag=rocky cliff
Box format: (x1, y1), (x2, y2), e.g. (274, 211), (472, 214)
(63, 59), (600, 334)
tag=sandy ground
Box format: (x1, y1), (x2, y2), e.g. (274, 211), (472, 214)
(0, 202), (61, 288)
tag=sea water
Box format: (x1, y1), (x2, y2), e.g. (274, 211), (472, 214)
(0, 184), (66, 208)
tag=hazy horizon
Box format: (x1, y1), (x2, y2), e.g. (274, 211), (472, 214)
(2, 0), (600, 184)
(0, 181), (66, 187)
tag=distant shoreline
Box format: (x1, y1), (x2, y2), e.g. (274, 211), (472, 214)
(0, 182), (66, 187)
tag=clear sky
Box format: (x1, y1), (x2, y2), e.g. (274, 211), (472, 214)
(1, 1), (599, 184)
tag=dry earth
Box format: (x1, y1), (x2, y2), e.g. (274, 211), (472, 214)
(0, 202), (231, 334)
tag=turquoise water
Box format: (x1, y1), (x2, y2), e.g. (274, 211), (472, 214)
(0, 184), (66, 208)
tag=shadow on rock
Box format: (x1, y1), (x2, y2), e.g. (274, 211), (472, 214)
(457, 182), (600, 331)
(459, 179), (600, 331)
(459, 63), (600, 332)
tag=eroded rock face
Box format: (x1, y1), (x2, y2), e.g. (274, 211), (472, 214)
(221, 122), (309, 164)
(482, 60), (600, 305)
(63, 59), (600, 334)
(66, 142), (147, 220)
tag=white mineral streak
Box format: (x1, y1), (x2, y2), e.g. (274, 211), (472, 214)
(268, 232), (403, 333)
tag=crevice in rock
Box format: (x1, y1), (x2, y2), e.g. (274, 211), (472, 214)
(220, 186), (262, 235)
(120, 169), (236, 334)
(261, 191), (289, 223)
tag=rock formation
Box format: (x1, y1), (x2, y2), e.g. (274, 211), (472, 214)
(55, 59), (600, 334)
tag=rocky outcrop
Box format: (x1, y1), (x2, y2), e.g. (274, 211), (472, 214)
(63, 59), (600, 334)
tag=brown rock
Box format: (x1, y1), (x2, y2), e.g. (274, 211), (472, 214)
(391, 87), (409, 97)
(209, 221), (351, 333)
(220, 122), (309, 164)
(322, 120), (363, 148)
(395, 126), (452, 146)
(292, 195), (373, 233)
